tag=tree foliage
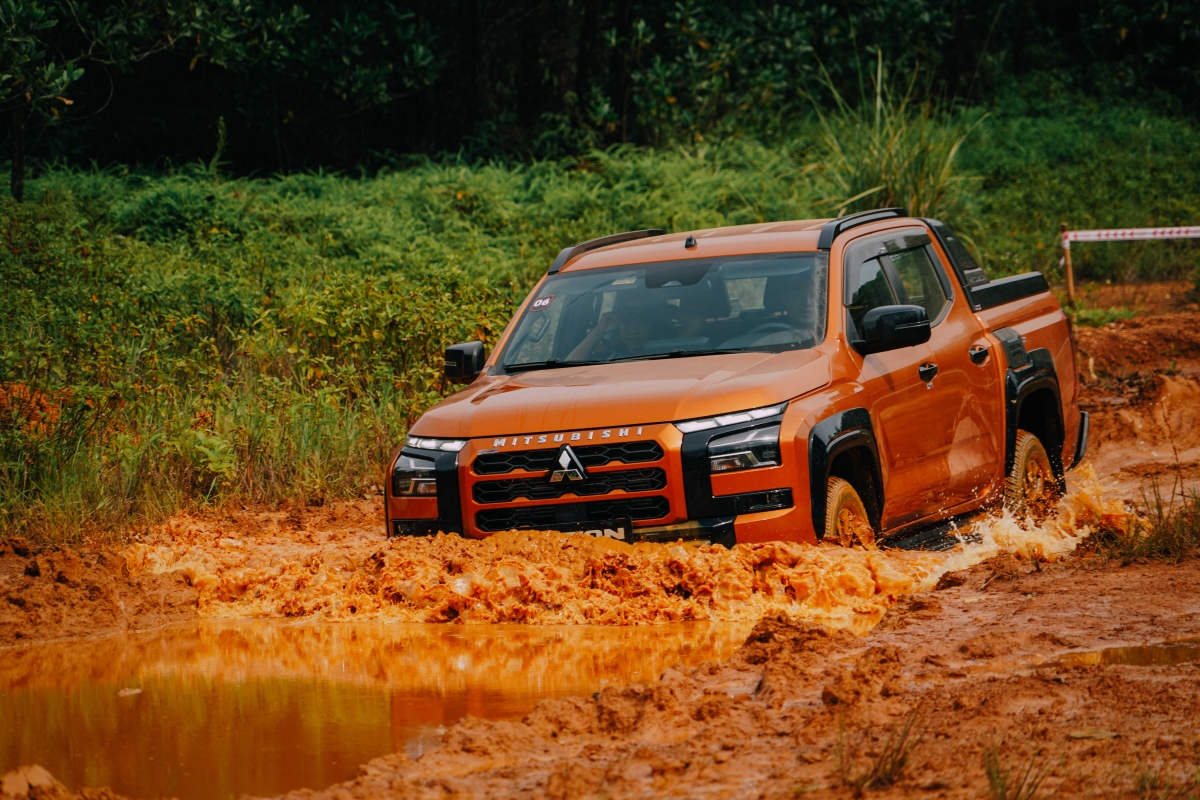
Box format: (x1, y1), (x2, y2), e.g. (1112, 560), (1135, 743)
(2, 0), (1198, 178)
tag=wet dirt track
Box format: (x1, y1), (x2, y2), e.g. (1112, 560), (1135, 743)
(4, 307), (1200, 799)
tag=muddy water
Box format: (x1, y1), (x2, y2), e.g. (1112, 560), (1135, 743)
(1049, 639), (1200, 667)
(0, 620), (751, 800)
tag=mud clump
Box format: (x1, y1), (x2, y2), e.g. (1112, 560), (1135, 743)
(0, 538), (198, 647)
(0, 764), (121, 800)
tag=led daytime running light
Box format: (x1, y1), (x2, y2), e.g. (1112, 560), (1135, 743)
(406, 436), (468, 452)
(674, 402), (787, 434)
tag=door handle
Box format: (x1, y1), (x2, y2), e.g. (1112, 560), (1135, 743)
(969, 345), (990, 365)
(918, 362), (939, 382)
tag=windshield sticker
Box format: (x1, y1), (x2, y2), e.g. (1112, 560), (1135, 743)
(611, 276), (637, 285)
(530, 294), (555, 311)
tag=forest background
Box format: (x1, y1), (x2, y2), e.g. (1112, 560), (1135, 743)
(3, 0), (1200, 541)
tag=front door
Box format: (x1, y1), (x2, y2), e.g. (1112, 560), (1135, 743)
(844, 241), (945, 529)
(845, 230), (1004, 531)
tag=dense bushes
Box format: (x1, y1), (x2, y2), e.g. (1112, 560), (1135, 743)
(2, 94), (1199, 541)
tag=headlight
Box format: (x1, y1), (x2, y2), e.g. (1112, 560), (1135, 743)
(405, 436), (467, 452)
(674, 402), (787, 434)
(392, 453), (438, 496)
(706, 424), (781, 473)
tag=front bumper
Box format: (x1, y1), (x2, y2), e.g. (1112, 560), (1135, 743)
(387, 412), (809, 547)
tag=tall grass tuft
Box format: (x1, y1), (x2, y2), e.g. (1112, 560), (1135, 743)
(836, 711), (924, 792)
(1096, 486), (1200, 565)
(983, 745), (1048, 800)
(812, 54), (983, 223)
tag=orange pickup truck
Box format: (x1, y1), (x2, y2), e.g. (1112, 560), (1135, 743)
(387, 208), (1088, 548)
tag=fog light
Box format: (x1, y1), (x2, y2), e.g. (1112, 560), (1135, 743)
(393, 453), (437, 496)
(707, 424), (780, 473)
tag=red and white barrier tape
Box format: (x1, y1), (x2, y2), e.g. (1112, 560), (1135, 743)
(1061, 226), (1200, 249)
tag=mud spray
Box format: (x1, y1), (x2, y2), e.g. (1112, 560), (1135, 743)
(123, 467), (1126, 635)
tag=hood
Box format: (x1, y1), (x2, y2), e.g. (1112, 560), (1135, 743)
(409, 349), (832, 439)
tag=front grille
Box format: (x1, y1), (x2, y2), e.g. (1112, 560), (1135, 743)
(473, 441), (664, 475)
(473, 449), (557, 475)
(576, 441), (663, 467)
(475, 496), (671, 532)
(473, 467), (667, 504)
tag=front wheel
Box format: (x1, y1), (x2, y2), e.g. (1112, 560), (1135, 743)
(824, 477), (877, 548)
(1005, 431), (1060, 521)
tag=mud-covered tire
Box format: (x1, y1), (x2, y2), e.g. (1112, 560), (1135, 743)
(1005, 431), (1060, 521)
(824, 477), (877, 548)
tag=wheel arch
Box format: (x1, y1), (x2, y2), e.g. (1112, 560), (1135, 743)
(807, 408), (884, 537)
(997, 334), (1066, 488)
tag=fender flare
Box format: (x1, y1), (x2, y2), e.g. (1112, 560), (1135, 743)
(996, 329), (1065, 485)
(807, 408), (884, 537)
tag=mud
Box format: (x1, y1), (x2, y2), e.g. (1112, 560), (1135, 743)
(1076, 312), (1200, 498)
(111, 464), (1119, 636)
(13, 555), (1193, 800)
(0, 538), (198, 647)
(259, 558), (1200, 799)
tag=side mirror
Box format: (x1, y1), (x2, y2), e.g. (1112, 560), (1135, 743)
(853, 305), (931, 355)
(444, 341), (487, 384)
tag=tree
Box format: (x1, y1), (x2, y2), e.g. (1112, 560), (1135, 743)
(0, 1), (82, 201)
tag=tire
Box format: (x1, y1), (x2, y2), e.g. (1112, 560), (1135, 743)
(1005, 431), (1060, 521)
(824, 477), (876, 548)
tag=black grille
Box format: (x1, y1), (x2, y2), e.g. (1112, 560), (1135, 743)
(473, 441), (663, 475)
(475, 496), (671, 532)
(473, 468), (667, 504)
(473, 448), (557, 475)
(576, 441), (663, 467)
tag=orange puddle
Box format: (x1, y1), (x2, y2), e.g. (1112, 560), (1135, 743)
(0, 619), (750, 800)
(123, 467), (1125, 633)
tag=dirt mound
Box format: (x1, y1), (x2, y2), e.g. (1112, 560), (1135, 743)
(0, 538), (198, 647)
(1076, 311), (1200, 379)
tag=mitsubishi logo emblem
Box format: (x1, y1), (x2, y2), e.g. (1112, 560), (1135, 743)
(548, 445), (587, 483)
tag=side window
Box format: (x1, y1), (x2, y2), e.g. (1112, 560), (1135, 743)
(889, 247), (949, 322)
(846, 257), (897, 332)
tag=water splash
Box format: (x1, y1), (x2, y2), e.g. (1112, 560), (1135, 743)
(125, 466), (1126, 634)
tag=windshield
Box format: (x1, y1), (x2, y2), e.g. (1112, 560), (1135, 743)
(499, 252), (827, 371)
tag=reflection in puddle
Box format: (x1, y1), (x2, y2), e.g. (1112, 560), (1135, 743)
(0, 619), (751, 800)
(1050, 639), (1200, 667)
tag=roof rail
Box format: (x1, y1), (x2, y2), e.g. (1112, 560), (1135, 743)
(816, 208), (907, 250)
(547, 229), (665, 274)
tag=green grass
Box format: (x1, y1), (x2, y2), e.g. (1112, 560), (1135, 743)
(1096, 487), (1200, 565)
(3, 93), (1200, 543)
(1068, 306), (1143, 327)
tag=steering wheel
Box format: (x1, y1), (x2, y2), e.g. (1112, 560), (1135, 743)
(742, 321), (795, 336)
(740, 322), (817, 349)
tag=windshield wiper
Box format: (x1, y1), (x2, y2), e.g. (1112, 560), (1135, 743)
(506, 349), (754, 373)
(503, 358), (601, 373)
(603, 348), (749, 363)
